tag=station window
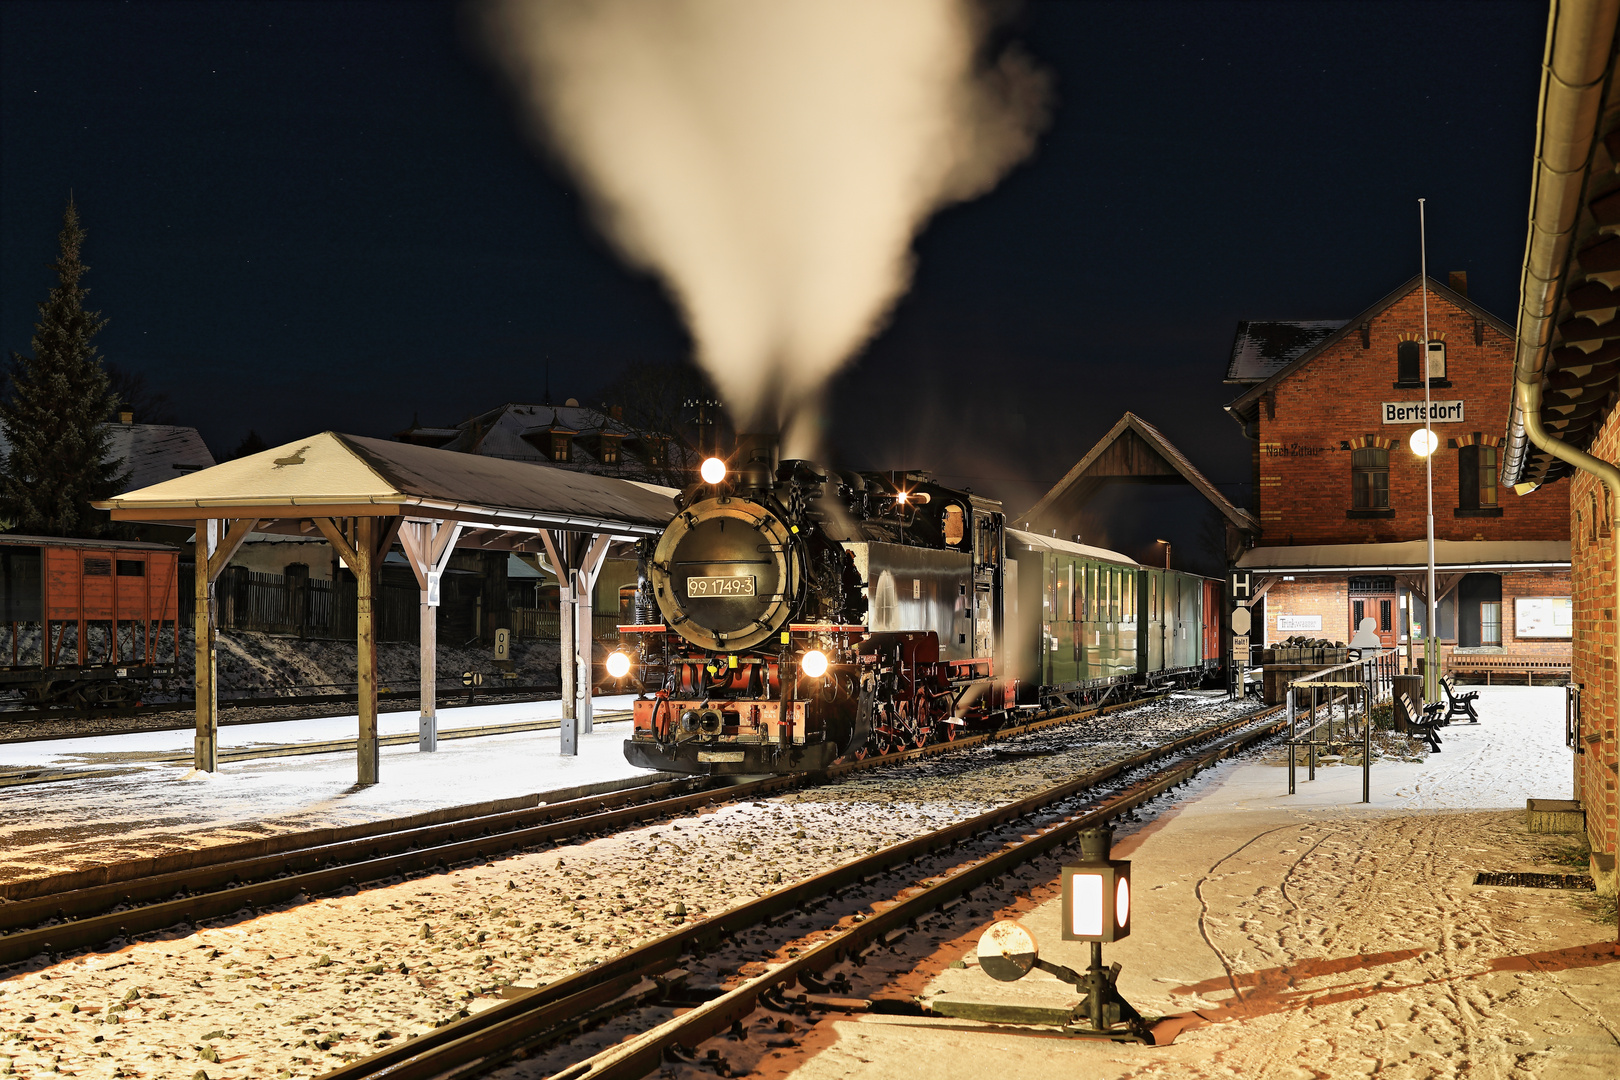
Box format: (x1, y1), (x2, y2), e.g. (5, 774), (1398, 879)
(1397, 341), (1421, 383)
(1351, 447), (1389, 510)
(1426, 340), (1447, 380)
(1458, 445), (1498, 509)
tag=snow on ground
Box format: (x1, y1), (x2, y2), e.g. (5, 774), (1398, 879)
(1, 687), (1609, 1080)
(0, 696), (643, 883)
(797, 686), (1618, 1080)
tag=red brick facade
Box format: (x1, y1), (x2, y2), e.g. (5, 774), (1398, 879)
(1249, 285), (1568, 544)
(1233, 279), (1571, 670)
(1568, 419), (1620, 862)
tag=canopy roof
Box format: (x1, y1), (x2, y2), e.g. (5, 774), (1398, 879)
(96, 431), (677, 539)
(1236, 539), (1571, 573)
(1007, 527), (1139, 567)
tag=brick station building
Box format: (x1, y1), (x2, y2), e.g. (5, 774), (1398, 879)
(1224, 275), (1572, 674)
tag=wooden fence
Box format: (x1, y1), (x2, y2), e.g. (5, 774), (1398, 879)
(179, 563), (621, 645)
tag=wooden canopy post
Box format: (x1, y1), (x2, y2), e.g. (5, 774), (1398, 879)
(539, 531), (611, 755)
(398, 519), (462, 752)
(193, 517), (256, 772)
(574, 535), (612, 734)
(314, 516), (394, 784)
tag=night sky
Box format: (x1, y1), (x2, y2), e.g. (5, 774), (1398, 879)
(1, 1), (1546, 540)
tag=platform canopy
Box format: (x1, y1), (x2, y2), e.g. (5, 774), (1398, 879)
(98, 430), (676, 543)
(95, 431), (679, 784)
(1235, 539), (1572, 574)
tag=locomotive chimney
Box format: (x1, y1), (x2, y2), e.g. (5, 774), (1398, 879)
(734, 431), (779, 498)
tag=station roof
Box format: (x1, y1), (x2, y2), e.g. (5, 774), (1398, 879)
(1503, 2), (1620, 490)
(1017, 412), (1258, 535)
(1225, 320), (1347, 383)
(1235, 539), (1571, 573)
(96, 431), (677, 539)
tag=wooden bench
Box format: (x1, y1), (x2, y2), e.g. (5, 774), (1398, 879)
(1440, 675), (1479, 724)
(1444, 655), (1571, 686)
(1396, 692), (1443, 753)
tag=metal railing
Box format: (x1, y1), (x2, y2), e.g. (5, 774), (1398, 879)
(1285, 648), (1400, 803)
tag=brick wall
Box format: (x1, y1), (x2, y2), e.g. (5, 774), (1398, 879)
(1255, 287), (1570, 544)
(1570, 417), (1620, 862)
(1264, 579), (1349, 642)
(1500, 570), (1575, 658)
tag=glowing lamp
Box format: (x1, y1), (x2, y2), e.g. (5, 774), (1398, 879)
(1409, 427), (1438, 457)
(700, 457), (727, 485)
(605, 650), (632, 679)
(895, 490), (909, 504)
(800, 649), (828, 678)
(1061, 826), (1131, 942)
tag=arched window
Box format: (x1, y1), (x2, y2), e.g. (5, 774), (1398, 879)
(1351, 447), (1389, 510)
(1397, 340), (1421, 383)
(1458, 445), (1498, 510)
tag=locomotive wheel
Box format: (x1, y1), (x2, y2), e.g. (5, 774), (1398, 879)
(936, 718), (960, 742)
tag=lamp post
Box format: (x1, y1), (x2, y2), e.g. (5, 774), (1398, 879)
(1155, 538), (1171, 569)
(1417, 200), (1439, 704)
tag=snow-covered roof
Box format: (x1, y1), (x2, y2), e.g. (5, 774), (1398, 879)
(396, 401), (693, 482)
(0, 421), (215, 493)
(1225, 320), (1348, 383)
(97, 431), (676, 537)
(1005, 528), (1139, 567)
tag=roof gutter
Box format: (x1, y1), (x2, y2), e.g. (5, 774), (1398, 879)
(1506, 0), (1620, 487)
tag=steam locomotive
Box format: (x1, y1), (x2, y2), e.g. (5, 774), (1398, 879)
(615, 441), (1220, 775)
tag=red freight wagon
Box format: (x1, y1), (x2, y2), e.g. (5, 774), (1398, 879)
(1, 535), (181, 705)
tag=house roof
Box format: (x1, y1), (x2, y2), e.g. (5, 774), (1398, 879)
(1503, 5), (1620, 489)
(1224, 275), (1514, 425)
(1235, 539), (1570, 573)
(1225, 320), (1348, 383)
(396, 401), (690, 482)
(1017, 412), (1258, 534)
(0, 422), (216, 494)
(96, 431), (676, 537)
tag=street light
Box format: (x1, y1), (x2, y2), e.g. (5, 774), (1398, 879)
(1155, 538), (1171, 569)
(1416, 199), (1440, 704)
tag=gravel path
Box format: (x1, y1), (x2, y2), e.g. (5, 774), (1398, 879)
(0, 693), (1266, 1080)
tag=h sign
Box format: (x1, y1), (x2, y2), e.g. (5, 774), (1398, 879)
(1229, 570), (1253, 605)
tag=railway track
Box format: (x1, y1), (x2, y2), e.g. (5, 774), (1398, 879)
(318, 702), (1286, 1080)
(0, 694), (1175, 968)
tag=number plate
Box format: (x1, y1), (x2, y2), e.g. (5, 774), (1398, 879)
(697, 751), (746, 763)
(687, 576), (755, 598)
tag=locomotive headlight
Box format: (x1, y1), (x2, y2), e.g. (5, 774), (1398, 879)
(895, 490), (908, 505)
(801, 649), (829, 678)
(605, 650), (631, 679)
(700, 457), (727, 484)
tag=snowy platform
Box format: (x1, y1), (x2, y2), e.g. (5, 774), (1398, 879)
(807, 686), (1620, 1079)
(0, 694), (651, 883)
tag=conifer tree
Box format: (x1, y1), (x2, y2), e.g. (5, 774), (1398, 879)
(0, 199), (126, 536)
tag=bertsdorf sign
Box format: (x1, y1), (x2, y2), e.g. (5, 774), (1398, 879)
(1383, 400), (1463, 424)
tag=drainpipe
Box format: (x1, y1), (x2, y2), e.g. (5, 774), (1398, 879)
(1507, 0), (1620, 937)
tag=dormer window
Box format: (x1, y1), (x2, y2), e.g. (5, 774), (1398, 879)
(600, 436), (620, 465)
(551, 433), (572, 463)
(646, 438), (667, 466)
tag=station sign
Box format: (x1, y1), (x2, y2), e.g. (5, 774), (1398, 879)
(1229, 569), (1254, 605)
(1382, 400), (1463, 424)
(1232, 634), (1250, 658)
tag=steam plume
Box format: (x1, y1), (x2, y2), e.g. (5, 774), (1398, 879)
(481, 0), (1047, 458)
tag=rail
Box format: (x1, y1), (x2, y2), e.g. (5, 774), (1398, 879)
(1285, 648), (1400, 803)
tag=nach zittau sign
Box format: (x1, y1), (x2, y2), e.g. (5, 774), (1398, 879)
(1382, 400), (1464, 424)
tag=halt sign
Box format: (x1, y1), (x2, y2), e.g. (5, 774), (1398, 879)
(1230, 606), (1252, 636)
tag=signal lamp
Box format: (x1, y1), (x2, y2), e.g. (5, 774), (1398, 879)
(700, 457), (727, 484)
(800, 649), (828, 678)
(1409, 427), (1438, 457)
(605, 651), (631, 679)
(1062, 825), (1131, 941)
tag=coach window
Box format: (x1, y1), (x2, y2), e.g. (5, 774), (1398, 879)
(943, 504), (965, 546)
(1350, 447), (1390, 513)
(1457, 445), (1501, 515)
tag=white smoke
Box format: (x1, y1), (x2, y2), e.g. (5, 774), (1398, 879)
(480, 0), (1048, 459)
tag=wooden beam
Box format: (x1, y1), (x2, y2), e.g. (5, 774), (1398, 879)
(108, 503), (403, 522)
(312, 517), (360, 570)
(356, 516), (379, 785)
(396, 520), (430, 591)
(194, 519), (218, 772)
(207, 518), (258, 583)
